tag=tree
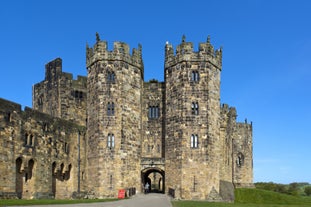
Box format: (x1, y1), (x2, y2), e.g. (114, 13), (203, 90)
(288, 182), (299, 196)
(305, 186), (311, 196)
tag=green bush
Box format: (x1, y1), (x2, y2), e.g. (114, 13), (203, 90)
(305, 186), (311, 196)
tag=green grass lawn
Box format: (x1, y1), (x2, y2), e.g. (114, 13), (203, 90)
(171, 188), (311, 207)
(2, 188), (311, 207)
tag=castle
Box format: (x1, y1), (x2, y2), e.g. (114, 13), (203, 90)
(0, 34), (253, 201)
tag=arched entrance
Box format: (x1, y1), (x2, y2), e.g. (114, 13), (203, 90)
(141, 167), (165, 193)
(15, 157), (23, 199)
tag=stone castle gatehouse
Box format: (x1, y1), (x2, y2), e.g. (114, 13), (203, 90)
(0, 34), (253, 201)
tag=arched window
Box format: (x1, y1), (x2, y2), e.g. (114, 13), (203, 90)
(190, 134), (198, 148)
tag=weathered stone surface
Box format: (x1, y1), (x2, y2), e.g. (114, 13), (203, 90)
(0, 98), (86, 199)
(0, 34), (253, 201)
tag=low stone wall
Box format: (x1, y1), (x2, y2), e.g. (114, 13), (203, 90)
(0, 191), (18, 199)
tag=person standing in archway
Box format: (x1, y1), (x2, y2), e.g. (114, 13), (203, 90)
(144, 182), (150, 194)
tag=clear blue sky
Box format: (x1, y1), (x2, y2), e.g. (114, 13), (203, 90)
(1, 0), (310, 184)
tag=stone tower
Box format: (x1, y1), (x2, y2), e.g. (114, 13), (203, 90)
(33, 58), (87, 126)
(86, 33), (144, 197)
(164, 35), (224, 200)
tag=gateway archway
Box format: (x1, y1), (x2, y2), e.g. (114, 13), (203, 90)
(141, 167), (165, 193)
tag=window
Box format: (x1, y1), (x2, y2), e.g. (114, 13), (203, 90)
(191, 71), (199, 82)
(74, 90), (83, 99)
(7, 112), (12, 122)
(191, 102), (199, 115)
(190, 134), (198, 148)
(193, 176), (198, 192)
(109, 174), (113, 189)
(108, 133), (115, 149)
(24, 133), (28, 146)
(148, 106), (159, 119)
(107, 102), (115, 116)
(24, 133), (34, 147)
(37, 95), (43, 106)
(64, 142), (69, 154)
(237, 153), (244, 167)
(107, 71), (115, 82)
(29, 135), (33, 146)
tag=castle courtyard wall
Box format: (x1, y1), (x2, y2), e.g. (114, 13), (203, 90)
(0, 98), (86, 199)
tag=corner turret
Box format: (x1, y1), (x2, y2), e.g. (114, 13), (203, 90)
(164, 35), (222, 70)
(86, 33), (144, 78)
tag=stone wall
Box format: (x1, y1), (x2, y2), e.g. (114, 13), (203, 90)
(0, 98), (87, 199)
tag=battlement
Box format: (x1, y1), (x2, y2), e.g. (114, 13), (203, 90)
(45, 58), (62, 81)
(221, 104), (237, 118)
(0, 98), (22, 113)
(43, 58), (87, 88)
(165, 35), (222, 69)
(237, 119), (253, 129)
(86, 33), (143, 70)
(22, 107), (85, 133)
(0, 98), (85, 132)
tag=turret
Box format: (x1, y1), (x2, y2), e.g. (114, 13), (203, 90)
(164, 35), (224, 200)
(86, 33), (143, 78)
(86, 33), (143, 198)
(164, 35), (222, 70)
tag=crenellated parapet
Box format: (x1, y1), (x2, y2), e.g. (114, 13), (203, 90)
(165, 35), (222, 69)
(43, 58), (87, 88)
(86, 33), (143, 75)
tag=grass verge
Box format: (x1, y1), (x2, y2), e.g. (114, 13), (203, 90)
(171, 188), (311, 207)
(0, 198), (118, 206)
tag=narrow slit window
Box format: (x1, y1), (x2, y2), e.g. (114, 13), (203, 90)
(108, 133), (115, 149)
(191, 134), (198, 148)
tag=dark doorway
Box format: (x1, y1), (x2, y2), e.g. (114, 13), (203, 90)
(141, 168), (165, 193)
(52, 162), (56, 198)
(15, 158), (23, 199)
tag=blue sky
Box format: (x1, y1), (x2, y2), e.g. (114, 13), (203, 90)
(1, 0), (310, 184)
